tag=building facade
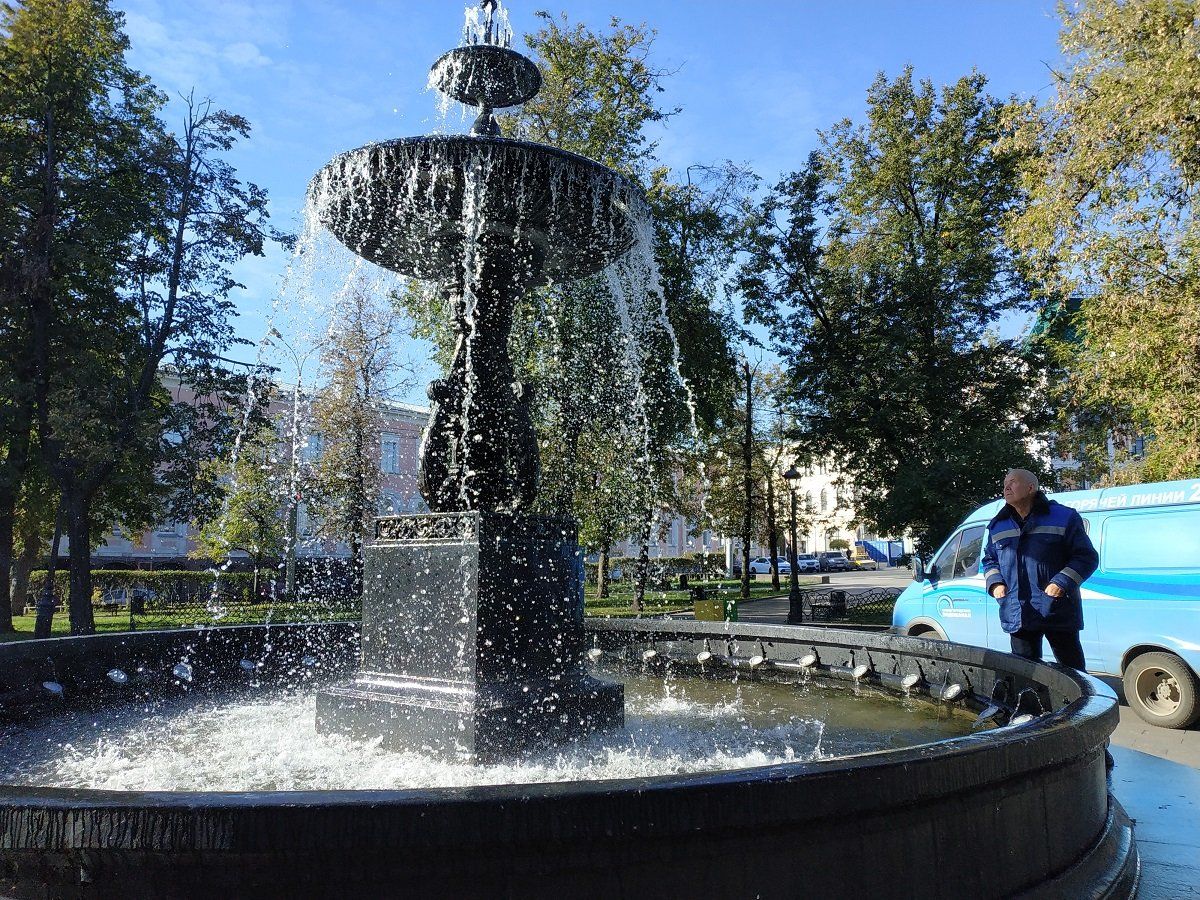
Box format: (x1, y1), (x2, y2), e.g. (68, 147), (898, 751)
(93, 377), (429, 566)
(611, 454), (908, 569)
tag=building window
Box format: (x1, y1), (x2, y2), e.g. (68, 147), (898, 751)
(820, 489), (828, 512)
(299, 505), (316, 537)
(379, 492), (403, 516)
(303, 432), (324, 463)
(380, 433), (399, 474)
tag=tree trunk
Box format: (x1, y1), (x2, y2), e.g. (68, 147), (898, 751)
(11, 532), (39, 618)
(633, 514), (651, 614)
(34, 502), (65, 638)
(597, 543), (610, 600)
(350, 532), (364, 599)
(0, 509), (14, 631)
(765, 474), (780, 591)
(740, 362), (754, 602)
(64, 489), (95, 634)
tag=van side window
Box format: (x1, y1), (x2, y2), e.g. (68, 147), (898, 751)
(953, 525), (986, 578)
(931, 532), (962, 580)
(1103, 510), (1200, 572)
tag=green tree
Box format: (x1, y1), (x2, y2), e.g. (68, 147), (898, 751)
(0, 0), (162, 630)
(504, 11), (677, 178)
(1004, 0), (1200, 481)
(308, 278), (409, 584)
(39, 86), (271, 633)
(741, 70), (1047, 549)
(506, 15), (744, 574)
(192, 423), (286, 598)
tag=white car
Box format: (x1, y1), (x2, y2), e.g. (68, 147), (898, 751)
(748, 556), (790, 575)
(795, 554), (820, 573)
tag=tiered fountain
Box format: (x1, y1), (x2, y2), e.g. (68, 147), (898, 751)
(0, 4), (1137, 898)
(307, 0), (636, 759)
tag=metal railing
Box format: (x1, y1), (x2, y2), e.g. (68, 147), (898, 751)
(802, 587), (902, 626)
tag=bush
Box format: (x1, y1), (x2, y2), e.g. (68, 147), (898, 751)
(30, 569), (258, 608)
(584, 552), (727, 586)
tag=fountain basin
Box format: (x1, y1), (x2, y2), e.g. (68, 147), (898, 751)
(308, 135), (643, 282)
(0, 621), (1136, 899)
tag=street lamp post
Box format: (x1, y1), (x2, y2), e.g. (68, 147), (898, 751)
(784, 465), (803, 624)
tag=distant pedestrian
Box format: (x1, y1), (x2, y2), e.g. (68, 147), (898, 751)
(981, 469), (1099, 670)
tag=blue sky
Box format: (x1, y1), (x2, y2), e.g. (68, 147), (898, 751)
(114, 0), (1066, 400)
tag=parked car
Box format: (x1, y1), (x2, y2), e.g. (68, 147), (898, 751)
(851, 554), (878, 571)
(818, 552), (851, 572)
(748, 556), (790, 575)
(795, 554), (820, 573)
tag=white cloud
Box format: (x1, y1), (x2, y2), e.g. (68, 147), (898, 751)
(224, 42), (272, 68)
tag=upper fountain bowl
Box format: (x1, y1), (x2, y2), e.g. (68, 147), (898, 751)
(308, 135), (643, 283)
(430, 45), (541, 109)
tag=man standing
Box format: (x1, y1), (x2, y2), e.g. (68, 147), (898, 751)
(981, 469), (1099, 669)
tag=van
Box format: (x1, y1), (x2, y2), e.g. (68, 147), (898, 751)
(892, 478), (1200, 728)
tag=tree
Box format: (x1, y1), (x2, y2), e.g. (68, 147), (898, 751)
(0, 0), (164, 630)
(693, 361), (792, 592)
(37, 87), (272, 633)
(308, 278), (409, 584)
(192, 423), (286, 599)
(504, 12), (677, 178)
(7, 462), (56, 619)
(1004, 0), (1200, 481)
(741, 69), (1047, 549)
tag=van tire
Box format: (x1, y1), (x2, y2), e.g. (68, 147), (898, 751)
(1122, 651), (1200, 729)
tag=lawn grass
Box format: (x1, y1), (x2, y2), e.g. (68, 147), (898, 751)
(0, 575), (838, 639)
(583, 577), (819, 618)
(0, 603), (360, 643)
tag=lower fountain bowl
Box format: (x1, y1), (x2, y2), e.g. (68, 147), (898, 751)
(0, 621), (1137, 899)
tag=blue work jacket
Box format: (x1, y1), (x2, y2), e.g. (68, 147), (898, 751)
(981, 493), (1099, 633)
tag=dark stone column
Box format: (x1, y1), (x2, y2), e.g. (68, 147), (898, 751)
(316, 513), (623, 760)
(418, 232), (542, 514)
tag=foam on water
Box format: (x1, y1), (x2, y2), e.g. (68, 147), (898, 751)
(0, 673), (969, 793)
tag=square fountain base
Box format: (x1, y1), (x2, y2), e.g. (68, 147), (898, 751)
(316, 671), (623, 761)
(315, 512), (624, 761)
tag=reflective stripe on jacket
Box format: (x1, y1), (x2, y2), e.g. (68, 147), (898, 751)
(980, 493), (1099, 633)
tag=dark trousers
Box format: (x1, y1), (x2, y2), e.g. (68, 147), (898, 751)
(1010, 628), (1086, 670)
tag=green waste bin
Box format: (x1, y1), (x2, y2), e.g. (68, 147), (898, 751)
(693, 587), (738, 622)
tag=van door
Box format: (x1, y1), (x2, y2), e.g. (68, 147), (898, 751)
(924, 525), (989, 648)
(1090, 507), (1200, 674)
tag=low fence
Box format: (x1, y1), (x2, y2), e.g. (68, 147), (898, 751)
(801, 587), (902, 626)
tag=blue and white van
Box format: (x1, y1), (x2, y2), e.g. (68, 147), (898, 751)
(892, 479), (1200, 728)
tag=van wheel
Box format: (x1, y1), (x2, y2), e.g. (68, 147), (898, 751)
(910, 627), (944, 641)
(1123, 651), (1200, 729)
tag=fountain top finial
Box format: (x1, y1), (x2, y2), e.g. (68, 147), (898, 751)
(431, 1), (541, 136)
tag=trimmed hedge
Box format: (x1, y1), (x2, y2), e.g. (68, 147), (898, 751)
(585, 553), (727, 586)
(28, 570), (257, 607)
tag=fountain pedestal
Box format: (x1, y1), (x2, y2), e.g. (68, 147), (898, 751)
(316, 512), (623, 760)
